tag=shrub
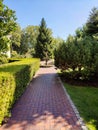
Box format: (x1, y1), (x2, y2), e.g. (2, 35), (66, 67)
(0, 58), (40, 125)
(0, 54), (8, 65)
(0, 73), (15, 124)
(54, 36), (98, 80)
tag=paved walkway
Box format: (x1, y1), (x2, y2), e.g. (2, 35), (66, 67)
(0, 67), (82, 130)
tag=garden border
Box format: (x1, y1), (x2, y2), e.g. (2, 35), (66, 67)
(56, 73), (88, 130)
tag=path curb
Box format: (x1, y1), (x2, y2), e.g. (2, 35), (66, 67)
(56, 74), (88, 130)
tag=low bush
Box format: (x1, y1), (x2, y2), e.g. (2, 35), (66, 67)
(0, 54), (8, 65)
(0, 58), (40, 125)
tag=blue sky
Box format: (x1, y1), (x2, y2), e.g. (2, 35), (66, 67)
(4, 0), (98, 40)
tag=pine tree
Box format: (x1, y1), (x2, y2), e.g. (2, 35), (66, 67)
(35, 18), (52, 65)
(86, 7), (98, 36)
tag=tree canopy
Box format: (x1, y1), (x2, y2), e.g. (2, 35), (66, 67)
(86, 7), (98, 37)
(0, 0), (17, 54)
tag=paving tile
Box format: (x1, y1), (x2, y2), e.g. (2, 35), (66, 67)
(0, 66), (82, 130)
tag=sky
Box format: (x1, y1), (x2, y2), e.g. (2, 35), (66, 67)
(4, 0), (98, 40)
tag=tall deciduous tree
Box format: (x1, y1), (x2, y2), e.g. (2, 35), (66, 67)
(11, 24), (21, 52)
(19, 30), (29, 55)
(24, 25), (39, 49)
(35, 18), (53, 65)
(0, 0), (17, 54)
(18, 26), (39, 56)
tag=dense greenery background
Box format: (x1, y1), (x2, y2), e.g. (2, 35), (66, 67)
(55, 8), (98, 81)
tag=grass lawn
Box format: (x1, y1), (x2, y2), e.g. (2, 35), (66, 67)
(64, 83), (98, 130)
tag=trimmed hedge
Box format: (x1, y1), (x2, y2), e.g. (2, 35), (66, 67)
(0, 54), (8, 65)
(0, 58), (40, 125)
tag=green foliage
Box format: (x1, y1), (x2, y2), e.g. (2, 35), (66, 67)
(11, 24), (21, 51)
(35, 18), (53, 64)
(11, 50), (22, 58)
(24, 25), (39, 48)
(0, 72), (15, 125)
(55, 7), (98, 80)
(19, 31), (29, 54)
(0, 0), (17, 54)
(17, 26), (39, 56)
(0, 54), (8, 65)
(64, 83), (98, 130)
(75, 26), (87, 39)
(86, 7), (98, 36)
(0, 58), (40, 125)
(0, 36), (10, 53)
(55, 35), (79, 70)
(54, 34), (98, 80)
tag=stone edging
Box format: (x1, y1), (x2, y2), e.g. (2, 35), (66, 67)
(57, 75), (88, 130)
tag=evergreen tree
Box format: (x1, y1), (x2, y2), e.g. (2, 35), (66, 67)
(35, 18), (53, 65)
(86, 7), (98, 37)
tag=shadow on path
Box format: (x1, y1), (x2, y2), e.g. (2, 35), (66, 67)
(0, 67), (82, 130)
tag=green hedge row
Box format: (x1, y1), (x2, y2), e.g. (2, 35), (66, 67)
(0, 58), (40, 125)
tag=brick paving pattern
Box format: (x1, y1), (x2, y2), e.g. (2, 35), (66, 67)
(0, 67), (82, 130)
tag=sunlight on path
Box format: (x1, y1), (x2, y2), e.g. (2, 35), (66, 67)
(0, 67), (82, 130)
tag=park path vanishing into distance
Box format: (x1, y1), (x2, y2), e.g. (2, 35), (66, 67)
(0, 66), (86, 130)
